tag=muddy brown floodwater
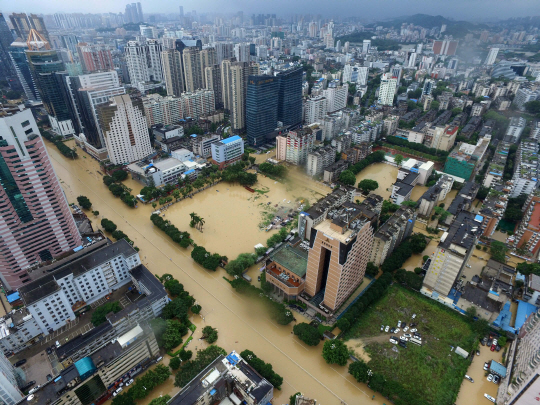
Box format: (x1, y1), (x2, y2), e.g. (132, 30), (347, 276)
(47, 143), (390, 405)
(355, 163), (398, 200)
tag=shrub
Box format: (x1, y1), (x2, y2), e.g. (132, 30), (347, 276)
(77, 195), (92, 210)
(293, 323), (322, 346)
(169, 356), (181, 370)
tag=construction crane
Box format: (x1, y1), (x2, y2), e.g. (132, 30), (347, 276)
(26, 28), (50, 51)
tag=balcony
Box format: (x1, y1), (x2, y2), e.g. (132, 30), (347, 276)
(266, 267), (305, 296)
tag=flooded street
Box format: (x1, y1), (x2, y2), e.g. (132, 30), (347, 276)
(355, 163), (398, 200)
(47, 143), (389, 405)
(455, 344), (503, 405)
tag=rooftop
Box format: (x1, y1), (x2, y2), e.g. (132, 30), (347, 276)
(439, 211), (480, 252)
(269, 245), (308, 278)
(219, 135), (242, 145)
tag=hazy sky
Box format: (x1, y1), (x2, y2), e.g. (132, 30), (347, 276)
(3, 0), (540, 21)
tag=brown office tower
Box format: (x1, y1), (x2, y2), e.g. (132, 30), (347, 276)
(305, 202), (376, 312)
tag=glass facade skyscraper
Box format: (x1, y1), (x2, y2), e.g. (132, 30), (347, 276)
(246, 75), (279, 146)
(9, 42), (40, 101)
(277, 66), (303, 127)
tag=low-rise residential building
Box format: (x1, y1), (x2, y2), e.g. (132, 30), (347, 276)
(391, 170), (419, 205)
(510, 193), (540, 258)
(369, 207), (416, 266)
(306, 146), (336, 178)
(460, 116), (482, 139)
(169, 351), (274, 405)
(190, 133), (221, 158)
(511, 140), (539, 197)
(494, 96), (511, 111)
(443, 137), (491, 180)
(265, 244), (308, 300)
(341, 143), (372, 165)
(417, 174), (454, 218)
(503, 116), (527, 143)
(331, 132), (352, 153)
(399, 159), (434, 185)
(211, 135), (245, 169)
(483, 141), (512, 188)
(422, 211), (481, 304)
(152, 124), (184, 152)
(478, 184), (513, 238)
(323, 160), (348, 183)
(383, 115), (399, 136)
(447, 181), (479, 220)
(127, 157), (188, 186)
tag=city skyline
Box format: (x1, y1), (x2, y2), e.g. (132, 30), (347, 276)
(2, 0), (540, 21)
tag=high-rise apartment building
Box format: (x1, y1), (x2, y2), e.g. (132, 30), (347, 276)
(222, 60), (259, 132)
(205, 64), (223, 109)
(362, 39), (371, 54)
(305, 201), (376, 311)
(0, 352), (23, 405)
(422, 211), (480, 302)
(484, 48), (499, 66)
(161, 49), (185, 96)
(246, 75), (279, 146)
(0, 109), (82, 289)
(10, 13), (49, 41)
(26, 49), (77, 136)
(98, 95), (153, 165)
(214, 42), (233, 64)
(0, 13), (16, 87)
(422, 79), (435, 96)
(432, 40), (458, 56)
(286, 128), (314, 165)
(182, 47), (204, 92)
(343, 64), (368, 86)
(76, 43), (114, 73)
(125, 2), (143, 23)
(322, 82), (347, 113)
(67, 71), (126, 153)
(305, 96), (328, 125)
(199, 47), (217, 87)
(277, 66), (303, 127)
(234, 42), (250, 62)
(377, 73), (397, 106)
(124, 39), (163, 91)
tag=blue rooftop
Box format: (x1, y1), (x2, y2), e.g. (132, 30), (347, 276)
(489, 360), (507, 377)
(515, 300), (538, 331)
(226, 352), (240, 366)
(6, 292), (19, 303)
(184, 169), (195, 175)
(221, 135), (242, 145)
(492, 301), (516, 334)
(474, 214), (484, 222)
(74, 357), (96, 380)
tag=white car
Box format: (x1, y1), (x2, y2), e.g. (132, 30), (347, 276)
(412, 314), (416, 319)
(385, 326), (390, 333)
(410, 328), (417, 333)
(394, 328), (400, 334)
(27, 395), (35, 402)
(397, 320), (402, 327)
(113, 388), (123, 397)
(403, 326), (409, 332)
(484, 394), (496, 403)
(400, 336), (408, 342)
(389, 338), (398, 345)
(493, 339), (498, 346)
(125, 379), (134, 387)
(404, 333), (412, 339)
(156, 356), (163, 362)
(487, 374), (493, 382)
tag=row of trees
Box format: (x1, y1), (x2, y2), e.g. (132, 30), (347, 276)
(103, 171), (137, 207)
(191, 245), (223, 271)
(41, 130), (78, 159)
(189, 212), (205, 231)
(150, 213), (192, 248)
(381, 234), (428, 273)
(229, 278), (293, 325)
(293, 323), (323, 346)
(240, 349), (283, 389)
(76, 195), (92, 210)
(258, 162), (288, 178)
(174, 345), (227, 387)
(385, 136), (449, 158)
(225, 252), (257, 277)
(112, 364), (171, 405)
(100, 218), (137, 249)
(221, 160), (257, 186)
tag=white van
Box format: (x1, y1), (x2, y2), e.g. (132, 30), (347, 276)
(55, 341), (61, 348)
(112, 387), (123, 397)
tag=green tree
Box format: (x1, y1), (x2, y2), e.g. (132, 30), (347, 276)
(202, 326), (218, 343)
(100, 218), (117, 233)
(524, 100), (540, 115)
(92, 210), (99, 216)
(322, 339), (349, 366)
(163, 319), (188, 351)
(164, 279), (184, 297)
(112, 169), (128, 182)
(365, 262), (379, 277)
(339, 170), (356, 186)
(465, 306), (477, 320)
(394, 154), (404, 166)
(357, 179), (379, 194)
(490, 241), (508, 263)
(76, 195), (92, 210)
(179, 349), (193, 361)
(349, 360), (370, 383)
(148, 396), (171, 405)
(401, 200), (417, 208)
(293, 323), (322, 346)
(430, 100), (440, 110)
(91, 301), (122, 326)
(422, 255), (429, 263)
(191, 304), (202, 314)
(169, 357), (181, 370)
(112, 393), (135, 405)
(477, 186), (490, 200)
(289, 392), (301, 405)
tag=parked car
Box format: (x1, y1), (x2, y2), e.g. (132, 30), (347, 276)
(381, 325), (384, 331)
(28, 386), (40, 395)
(46, 347), (52, 355)
(27, 395), (34, 402)
(483, 362), (489, 371)
(410, 323), (417, 327)
(14, 359), (27, 367)
(481, 337), (487, 346)
(403, 326), (409, 332)
(465, 375), (474, 383)
(401, 322), (406, 328)
(389, 338), (398, 345)
(398, 341), (407, 348)
(20, 381), (35, 391)
(404, 333), (412, 339)
(476, 350), (481, 356)
(46, 375), (52, 382)
(484, 394), (496, 403)
(490, 345), (496, 352)
(410, 328), (417, 333)
(493, 375), (500, 384)
(487, 374), (493, 382)
(496, 345), (501, 352)
(412, 313), (416, 319)
(126, 379), (134, 386)
(397, 320), (402, 327)
(487, 338), (493, 346)
(395, 328), (401, 334)
(156, 356), (163, 362)
(390, 327), (396, 333)
(385, 326), (390, 333)
(113, 387), (123, 397)
(493, 339), (498, 346)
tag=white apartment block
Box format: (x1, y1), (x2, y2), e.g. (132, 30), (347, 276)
(286, 129), (314, 165)
(322, 83), (347, 113)
(17, 240), (140, 338)
(514, 88), (539, 111)
(378, 73), (397, 106)
(305, 96), (327, 125)
(511, 141), (539, 197)
(99, 95), (153, 165)
(124, 40), (163, 91)
(306, 145), (335, 177)
(484, 48), (499, 65)
(343, 64), (368, 86)
(211, 135), (244, 167)
(182, 89), (215, 119)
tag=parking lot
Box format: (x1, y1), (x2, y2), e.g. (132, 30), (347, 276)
(18, 350), (55, 387)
